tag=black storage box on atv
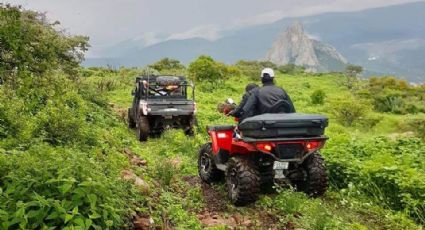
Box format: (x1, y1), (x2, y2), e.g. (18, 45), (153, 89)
(239, 113), (328, 138)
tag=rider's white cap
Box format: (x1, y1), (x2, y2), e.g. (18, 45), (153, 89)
(261, 68), (275, 78)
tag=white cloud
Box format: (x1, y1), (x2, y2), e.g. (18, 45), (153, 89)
(133, 32), (163, 46)
(167, 25), (221, 41)
(3, 0), (421, 54)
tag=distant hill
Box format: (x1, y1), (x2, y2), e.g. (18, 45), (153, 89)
(84, 1), (425, 82)
(266, 22), (347, 72)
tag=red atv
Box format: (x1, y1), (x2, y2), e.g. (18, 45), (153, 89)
(198, 107), (329, 205)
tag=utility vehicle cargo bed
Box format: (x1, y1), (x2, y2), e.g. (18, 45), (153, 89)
(238, 113), (328, 138)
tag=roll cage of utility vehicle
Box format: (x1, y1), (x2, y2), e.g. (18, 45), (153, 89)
(128, 75), (197, 141)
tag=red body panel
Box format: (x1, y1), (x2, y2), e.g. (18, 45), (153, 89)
(209, 129), (327, 157)
(208, 130), (234, 154)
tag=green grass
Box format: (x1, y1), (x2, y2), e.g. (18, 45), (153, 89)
(100, 70), (423, 229)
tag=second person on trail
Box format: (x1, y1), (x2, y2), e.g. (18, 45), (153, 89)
(241, 68), (296, 118)
(227, 83), (259, 122)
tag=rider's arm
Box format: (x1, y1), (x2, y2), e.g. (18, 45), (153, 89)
(241, 92), (257, 116)
(285, 93), (296, 113)
(232, 93), (249, 117)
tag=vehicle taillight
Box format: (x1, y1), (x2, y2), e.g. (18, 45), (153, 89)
(141, 102), (148, 115)
(305, 140), (324, 152)
(256, 143), (274, 153)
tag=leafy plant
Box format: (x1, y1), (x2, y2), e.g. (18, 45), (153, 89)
(332, 98), (371, 126)
(310, 89), (326, 105)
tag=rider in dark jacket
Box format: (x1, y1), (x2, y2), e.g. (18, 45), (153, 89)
(228, 83), (259, 122)
(241, 68), (295, 117)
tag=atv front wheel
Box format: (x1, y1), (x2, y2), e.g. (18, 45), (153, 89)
(226, 157), (260, 206)
(136, 116), (150, 142)
(296, 152), (328, 197)
(128, 108), (136, 128)
(198, 143), (223, 183)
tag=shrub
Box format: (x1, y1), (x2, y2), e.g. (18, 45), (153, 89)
(277, 64), (305, 74)
(153, 158), (177, 187)
(310, 89), (326, 105)
(148, 58), (186, 75)
(407, 118), (425, 138)
(323, 137), (425, 224)
(0, 5), (88, 83)
(188, 55), (230, 89)
(235, 60), (277, 80)
(0, 144), (143, 229)
(332, 99), (371, 126)
(373, 93), (406, 114)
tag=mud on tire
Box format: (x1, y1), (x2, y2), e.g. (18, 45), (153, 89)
(297, 152), (328, 197)
(198, 143), (223, 183)
(128, 108), (136, 128)
(259, 164), (275, 193)
(226, 157), (260, 206)
(137, 115), (150, 142)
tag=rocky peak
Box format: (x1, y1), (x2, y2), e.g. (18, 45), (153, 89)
(287, 21), (304, 35)
(266, 22), (347, 72)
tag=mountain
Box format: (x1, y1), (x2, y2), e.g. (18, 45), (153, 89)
(266, 22), (347, 72)
(84, 1), (425, 82)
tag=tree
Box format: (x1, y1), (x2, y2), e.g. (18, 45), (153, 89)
(341, 65), (363, 89)
(148, 58), (185, 75)
(188, 55), (228, 89)
(0, 4), (89, 87)
(235, 60), (278, 80)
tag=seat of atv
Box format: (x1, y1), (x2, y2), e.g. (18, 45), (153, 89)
(207, 125), (235, 131)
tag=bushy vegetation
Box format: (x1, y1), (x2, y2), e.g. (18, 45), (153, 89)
(235, 60), (306, 80)
(365, 76), (425, 114)
(1, 4), (424, 229)
(0, 5), (146, 229)
(310, 89), (326, 105)
(188, 55), (239, 90)
(0, 4), (88, 82)
(148, 58), (186, 76)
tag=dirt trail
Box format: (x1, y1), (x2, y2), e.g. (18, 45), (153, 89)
(116, 107), (287, 229)
(183, 176), (282, 230)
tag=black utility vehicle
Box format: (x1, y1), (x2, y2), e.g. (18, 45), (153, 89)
(128, 75), (196, 141)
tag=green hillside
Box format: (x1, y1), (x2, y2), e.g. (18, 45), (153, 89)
(1, 4), (424, 230)
(77, 66), (424, 229)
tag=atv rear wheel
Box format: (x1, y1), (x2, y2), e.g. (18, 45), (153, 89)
(295, 152), (328, 197)
(136, 115), (150, 142)
(226, 157), (260, 206)
(198, 143), (223, 183)
(128, 108), (136, 128)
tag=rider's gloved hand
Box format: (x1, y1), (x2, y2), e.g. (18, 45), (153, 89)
(226, 110), (236, 117)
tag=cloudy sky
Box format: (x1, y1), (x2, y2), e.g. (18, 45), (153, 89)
(2, 0), (421, 56)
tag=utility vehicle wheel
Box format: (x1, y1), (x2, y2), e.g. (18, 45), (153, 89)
(136, 116), (150, 142)
(184, 116), (197, 136)
(226, 157), (260, 206)
(184, 127), (195, 136)
(296, 152), (328, 197)
(128, 108), (136, 128)
(198, 143), (223, 183)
